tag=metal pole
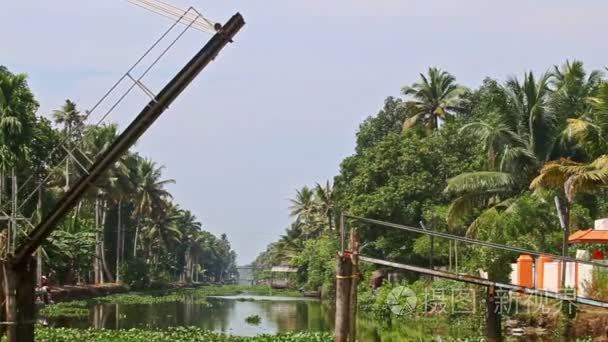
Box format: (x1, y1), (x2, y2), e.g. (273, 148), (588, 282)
(11, 13), (245, 268)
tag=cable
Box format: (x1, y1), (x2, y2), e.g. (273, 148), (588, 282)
(128, 0), (215, 33)
(7, 6), (206, 223)
(345, 214), (608, 269)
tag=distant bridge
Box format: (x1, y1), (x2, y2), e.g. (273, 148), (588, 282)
(236, 265), (254, 286)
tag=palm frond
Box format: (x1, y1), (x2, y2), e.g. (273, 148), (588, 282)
(445, 171), (515, 194)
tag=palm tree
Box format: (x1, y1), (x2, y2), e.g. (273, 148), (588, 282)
(563, 79), (608, 157)
(314, 181), (335, 231)
(82, 124), (127, 283)
(459, 117), (523, 170)
(530, 155), (608, 285)
(401, 67), (464, 130)
(52, 100), (85, 191)
(531, 155), (608, 205)
(289, 186), (315, 221)
(0, 69), (37, 254)
(0, 70), (38, 163)
(129, 157), (174, 257)
(503, 72), (555, 165)
(550, 60), (603, 123)
(445, 71), (554, 231)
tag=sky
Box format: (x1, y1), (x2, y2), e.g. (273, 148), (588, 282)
(1, 1), (607, 264)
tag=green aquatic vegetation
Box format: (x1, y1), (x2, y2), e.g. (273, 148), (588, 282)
(93, 285), (303, 306)
(27, 327), (333, 342)
(94, 292), (193, 305)
(242, 285), (301, 297)
(236, 297), (255, 302)
(245, 314), (261, 325)
(38, 301), (90, 318)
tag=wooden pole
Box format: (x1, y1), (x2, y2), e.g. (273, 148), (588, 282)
(555, 196), (569, 289)
(348, 230), (359, 342)
(486, 285), (502, 341)
(334, 253), (352, 342)
(16, 257), (36, 342)
(2, 262), (17, 342)
(10, 168), (17, 254)
(36, 184), (43, 287)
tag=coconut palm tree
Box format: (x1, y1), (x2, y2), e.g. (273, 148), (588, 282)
(129, 157), (174, 257)
(550, 60), (603, 123)
(289, 186), (315, 221)
(52, 100), (85, 191)
(530, 155), (608, 279)
(563, 79), (608, 157)
(531, 155), (608, 205)
(314, 181), (335, 231)
(459, 116), (523, 170)
(401, 67), (464, 130)
(0, 69), (37, 254)
(445, 71), (555, 231)
(0, 71), (36, 167)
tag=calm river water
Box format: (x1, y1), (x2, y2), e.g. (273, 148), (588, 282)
(46, 294), (494, 340)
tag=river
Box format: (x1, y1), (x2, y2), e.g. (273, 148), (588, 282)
(45, 293), (487, 340)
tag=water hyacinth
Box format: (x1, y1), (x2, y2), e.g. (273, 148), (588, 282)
(30, 327), (333, 342)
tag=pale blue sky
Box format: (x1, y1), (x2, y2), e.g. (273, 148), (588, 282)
(2, 1), (607, 264)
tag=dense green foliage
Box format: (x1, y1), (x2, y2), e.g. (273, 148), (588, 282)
(0, 66), (238, 287)
(255, 60), (608, 299)
(17, 327), (332, 342)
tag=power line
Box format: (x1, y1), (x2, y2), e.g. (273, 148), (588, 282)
(128, 0), (216, 33)
(5, 6), (207, 231)
(345, 214), (608, 269)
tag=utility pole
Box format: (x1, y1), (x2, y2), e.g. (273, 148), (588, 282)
(335, 252), (352, 342)
(486, 285), (502, 341)
(348, 229), (359, 342)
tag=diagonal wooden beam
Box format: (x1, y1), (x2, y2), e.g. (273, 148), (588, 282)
(11, 13), (245, 268)
(359, 255), (608, 308)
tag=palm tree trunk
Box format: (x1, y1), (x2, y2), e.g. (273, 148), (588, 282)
(116, 200), (122, 283)
(64, 154), (70, 192)
(133, 218), (140, 258)
(64, 124), (71, 192)
(36, 184), (43, 286)
(100, 202), (114, 282)
(0, 168), (3, 209)
(94, 198), (101, 284)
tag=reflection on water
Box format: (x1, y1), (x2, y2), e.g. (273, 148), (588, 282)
(47, 294), (481, 340)
(48, 295), (333, 337)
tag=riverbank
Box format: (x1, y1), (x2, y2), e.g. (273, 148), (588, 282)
(48, 283), (300, 304)
(50, 283), (128, 302)
(39, 285), (303, 317)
